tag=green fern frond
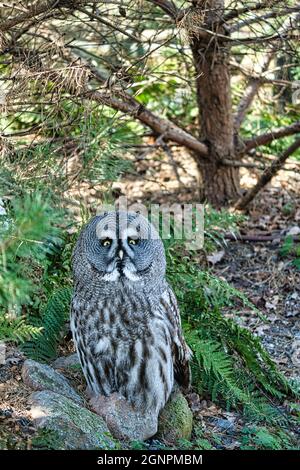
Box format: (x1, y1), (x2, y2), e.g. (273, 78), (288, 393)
(0, 315), (42, 343)
(22, 287), (72, 362)
(241, 425), (298, 450)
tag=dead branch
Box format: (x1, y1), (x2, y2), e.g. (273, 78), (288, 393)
(156, 135), (182, 184)
(76, 6), (143, 43)
(234, 54), (274, 131)
(224, 1), (284, 22)
(243, 121), (300, 152)
(0, 0), (107, 33)
(224, 232), (300, 243)
(145, 0), (182, 20)
(221, 159), (266, 170)
(231, 61), (297, 87)
(231, 6), (300, 33)
(235, 138), (300, 210)
(222, 158), (300, 172)
(0, 0), (61, 32)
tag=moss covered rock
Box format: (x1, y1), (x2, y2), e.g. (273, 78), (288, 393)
(29, 390), (119, 449)
(22, 359), (83, 404)
(157, 391), (193, 444)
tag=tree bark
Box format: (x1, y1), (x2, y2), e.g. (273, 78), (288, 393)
(190, 0), (240, 206)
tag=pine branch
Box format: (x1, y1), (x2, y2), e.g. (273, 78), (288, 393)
(89, 90), (209, 157)
(61, 45), (210, 158)
(243, 121), (300, 152)
(76, 6), (143, 43)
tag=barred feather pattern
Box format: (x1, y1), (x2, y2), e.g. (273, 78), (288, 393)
(70, 211), (191, 416)
(71, 284), (191, 415)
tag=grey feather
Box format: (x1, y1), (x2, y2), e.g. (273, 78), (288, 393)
(70, 211), (191, 417)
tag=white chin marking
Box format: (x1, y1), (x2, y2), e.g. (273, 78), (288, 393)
(123, 267), (140, 282)
(103, 270), (120, 281)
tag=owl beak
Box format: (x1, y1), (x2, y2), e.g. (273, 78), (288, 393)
(118, 249), (124, 260)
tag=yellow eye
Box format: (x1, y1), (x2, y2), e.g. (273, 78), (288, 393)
(101, 238), (112, 247)
(128, 237), (138, 245)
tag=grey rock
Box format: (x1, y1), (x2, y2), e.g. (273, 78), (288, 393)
(208, 417), (235, 433)
(22, 359), (83, 404)
(91, 390), (193, 444)
(90, 393), (158, 441)
(29, 390), (118, 450)
(52, 353), (80, 370)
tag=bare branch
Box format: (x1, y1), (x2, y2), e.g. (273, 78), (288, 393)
(156, 135), (182, 183)
(231, 61), (297, 87)
(225, 232), (300, 242)
(145, 0), (181, 20)
(243, 121), (300, 152)
(234, 54), (274, 131)
(221, 159), (266, 170)
(224, 1), (283, 22)
(0, 0), (61, 31)
(235, 137), (300, 210)
(76, 6), (143, 43)
(231, 6), (300, 33)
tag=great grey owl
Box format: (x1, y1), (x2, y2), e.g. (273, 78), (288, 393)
(70, 211), (191, 417)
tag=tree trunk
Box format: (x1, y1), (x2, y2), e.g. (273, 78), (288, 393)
(190, 0), (241, 206)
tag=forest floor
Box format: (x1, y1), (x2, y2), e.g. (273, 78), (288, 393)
(1, 147), (300, 449)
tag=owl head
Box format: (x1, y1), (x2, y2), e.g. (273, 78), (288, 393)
(72, 211), (166, 293)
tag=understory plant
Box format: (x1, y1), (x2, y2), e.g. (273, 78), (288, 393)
(165, 230), (298, 446)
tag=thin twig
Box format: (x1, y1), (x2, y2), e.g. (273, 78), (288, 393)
(235, 138), (300, 210)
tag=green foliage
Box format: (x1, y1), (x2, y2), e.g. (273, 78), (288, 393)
(280, 235), (300, 270)
(203, 206), (245, 252)
(31, 429), (62, 450)
(0, 170), (73, 355)
(0, 110), (132, 350)
(240, 107), (300, 159)
(8, 110), (135, 193)
(78, 113), (134, 184)
(178, 426), (214, 450)
(0, 190), (67, 345)
(22, 287), (73, 362)
(0, 315), (41, 343)
(0, 193), (63, 312)
(240, 426), (298, 450)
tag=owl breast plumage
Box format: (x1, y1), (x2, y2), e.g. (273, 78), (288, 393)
(70, 211), (191, 417)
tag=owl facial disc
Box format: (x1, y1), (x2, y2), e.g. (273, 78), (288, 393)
(77, 211), (165, 288)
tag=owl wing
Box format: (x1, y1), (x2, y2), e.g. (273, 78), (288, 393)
(164, 287), (193, 388)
